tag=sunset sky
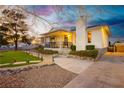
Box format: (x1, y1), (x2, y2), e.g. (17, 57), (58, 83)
(24, 5), (124, 38)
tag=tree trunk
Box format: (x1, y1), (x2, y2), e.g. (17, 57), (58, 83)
(14, 39), (18, 50)
(14, 23), (18, 50)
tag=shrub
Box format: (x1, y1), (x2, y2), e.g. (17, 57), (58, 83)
(45, 50), (58, 54)
(40, 49), (58, 54)
(35, 45), (44, 51)
(80, 50), (87, 57)
(39, 45), (44, 50)
(116, 41), (121, 43)
(70, 51), (77, 55)
(70, 45), (76, 51)
(86, 45), (95, 50)
(69, 49), (98, 59)
(86, 50), (98, 59)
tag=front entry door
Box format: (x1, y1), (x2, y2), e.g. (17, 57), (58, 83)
(64, 36), (68, 48)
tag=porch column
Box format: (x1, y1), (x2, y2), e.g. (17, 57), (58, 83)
(59, 36), (63, 49)
(76, 16), (87, 50)
(43, 37), (46, 46)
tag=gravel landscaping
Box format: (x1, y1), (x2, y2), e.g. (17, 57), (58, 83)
(0, 64), (77, 88)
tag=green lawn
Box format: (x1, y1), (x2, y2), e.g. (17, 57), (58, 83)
(0, 51), (39, 64)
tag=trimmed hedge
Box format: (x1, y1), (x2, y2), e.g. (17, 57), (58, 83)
(69, 49), (98, 59)
(35, 45), (58, 54)
(40, 49), (58, 54)
(86, 45), (95, 50)
(36, 49), (58, 54)
(35, 45), (44, 51)
(70, 45), (76, 51)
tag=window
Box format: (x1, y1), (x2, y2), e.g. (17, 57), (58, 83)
(50, 37), (55, 42)
(88, 32), (91, 43)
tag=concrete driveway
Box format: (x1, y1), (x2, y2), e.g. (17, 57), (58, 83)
(54, 56), (93, 74)
(64, 54), (124, 88)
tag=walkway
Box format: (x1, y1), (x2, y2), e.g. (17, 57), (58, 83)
(54, 56), (93, 74)
(24, 51), (54, 65)
(64, 54), (124, 88)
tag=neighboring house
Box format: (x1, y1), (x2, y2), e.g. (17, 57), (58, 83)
(40, 16), (110, 51)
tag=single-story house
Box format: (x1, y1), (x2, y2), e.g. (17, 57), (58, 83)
(40, 16), (110, 51)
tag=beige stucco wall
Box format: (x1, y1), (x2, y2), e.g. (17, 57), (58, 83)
(72, 32), (76, 45)
(101, 27), (109, 48)
(54, 35), (72, 43)
(87, 26), (109, 49)
(55, 36), (61, 42)
(45, 37), (50, 42)
(87, 29), (103, 48)
(75, 16), (109, 50)
(69, 26), (109, 49)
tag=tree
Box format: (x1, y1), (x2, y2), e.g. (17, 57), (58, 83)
(0, 26), (9, 47)
(0, 8), (28, 50)
(21, 35), (31, 45)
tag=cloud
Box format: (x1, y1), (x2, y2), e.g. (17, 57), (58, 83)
(29, 6), (54, 16)
(25, 5), (124, 37)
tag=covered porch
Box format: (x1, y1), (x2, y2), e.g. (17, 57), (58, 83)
(44, 41), (72, 48)
(41, 30), (76, 49)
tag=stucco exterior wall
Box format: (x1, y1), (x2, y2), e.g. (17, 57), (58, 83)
(101, 27), (109, 48)
(87, 28), (103, 48)
(92, 31), (103, 48)
(45, 37), (50, 42)
(87, 26), (109, 49)
(72, 32), (76, 45)
(55, 36), (62, 43)
(54, 35), (72, 43)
